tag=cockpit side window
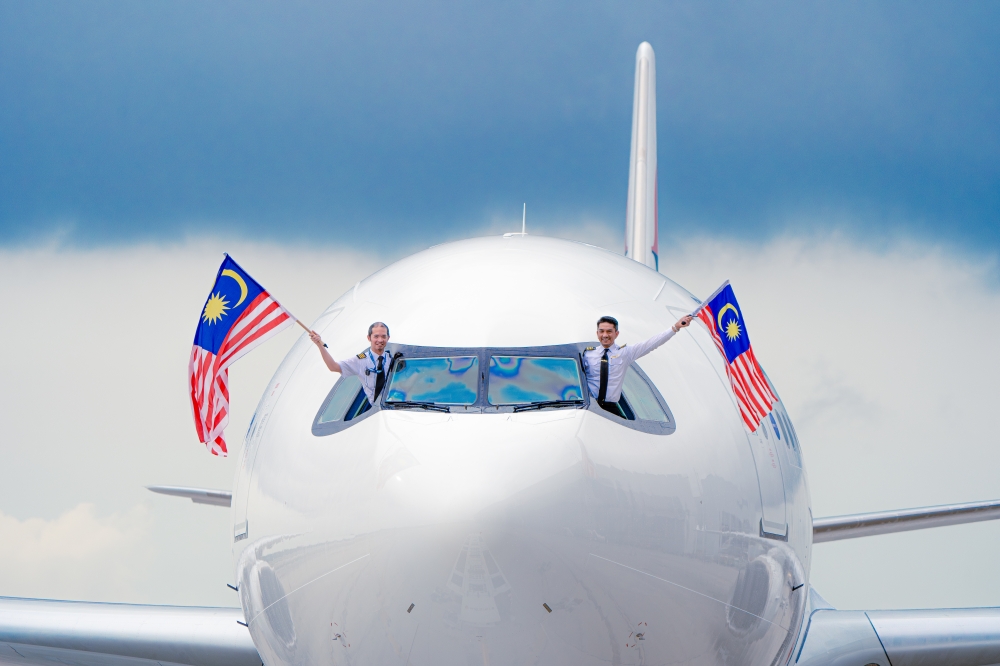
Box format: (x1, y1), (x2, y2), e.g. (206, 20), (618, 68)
(591, 363), (675, 435)
(312, 375), (375, 435)
(622, 366), (670, 422)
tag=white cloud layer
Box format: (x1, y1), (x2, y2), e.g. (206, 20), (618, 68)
(0, 504), (149, 600)
(0, 231), (997, 609)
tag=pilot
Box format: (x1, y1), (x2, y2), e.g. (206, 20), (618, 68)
(584, 314), (694, 415)
(308, 322), (393, 404)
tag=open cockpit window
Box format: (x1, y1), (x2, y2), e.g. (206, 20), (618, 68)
(622, 366), (670, 421)
(312, 343), (675, 436)
(595, 364), (675, 435)
(312, 375), (373, 435)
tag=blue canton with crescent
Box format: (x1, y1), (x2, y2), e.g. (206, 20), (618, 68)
(706, 284), (751, 364)
(194, 256), (266, 355)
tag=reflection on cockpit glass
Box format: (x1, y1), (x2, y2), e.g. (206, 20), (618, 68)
(386, 356), (479, 405)
(488, 357), (584, 405)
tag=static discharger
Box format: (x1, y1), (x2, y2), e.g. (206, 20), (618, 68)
(542, 603), (552, 613)
(407, 604), (415, 613)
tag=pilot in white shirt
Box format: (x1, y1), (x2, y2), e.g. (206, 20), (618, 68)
(308, 321), (392, 404)
(583, 314), (693, 415)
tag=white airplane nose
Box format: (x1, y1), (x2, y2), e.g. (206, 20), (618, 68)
(238, 409), (802, 666)
(239, 410), (593, 665)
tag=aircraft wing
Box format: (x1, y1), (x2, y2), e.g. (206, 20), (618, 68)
(813, 499), (1000, 543)
(146, 486), (232, 507)
(0, 597), (259, 666)
(796, 590), (1000, 666)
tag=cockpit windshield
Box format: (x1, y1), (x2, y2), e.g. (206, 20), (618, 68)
(487, 356), (584, 405)
(312, 342), (675, 436)
(385, 356), (479, 406)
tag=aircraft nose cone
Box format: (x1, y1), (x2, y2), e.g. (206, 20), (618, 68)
(240, 410), (598, 665)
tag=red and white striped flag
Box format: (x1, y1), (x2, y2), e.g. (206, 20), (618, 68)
(189, 256), (294, 455)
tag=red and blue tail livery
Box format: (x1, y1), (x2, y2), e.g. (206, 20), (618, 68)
(696, 283), (777, 431)
(189, 255), (293, 456)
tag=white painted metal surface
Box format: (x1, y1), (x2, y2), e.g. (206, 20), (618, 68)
(625, 41), (659, 271)
(231, 235), (812, 666)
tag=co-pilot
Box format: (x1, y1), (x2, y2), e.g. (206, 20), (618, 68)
(309, 321), (392, 404)
(583, 314), (693, 415)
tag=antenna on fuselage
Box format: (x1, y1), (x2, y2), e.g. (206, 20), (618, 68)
(503, 203), (528, 238)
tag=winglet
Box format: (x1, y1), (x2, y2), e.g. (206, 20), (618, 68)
(625, 42), (659, 271)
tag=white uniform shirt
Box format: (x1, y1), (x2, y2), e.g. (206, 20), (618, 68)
(582, 328), (677, 403)
(338, 348), (393, 402)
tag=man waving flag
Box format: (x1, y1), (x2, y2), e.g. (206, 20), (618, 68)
(190, 255), (295, 456)
(693, 282), (777, 432)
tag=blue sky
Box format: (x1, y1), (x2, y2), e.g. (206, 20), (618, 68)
(1, 1), (998, 250)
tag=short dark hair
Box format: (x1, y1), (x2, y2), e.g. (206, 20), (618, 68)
(597, 316), (619, 331)
(368, 321), (390, 337)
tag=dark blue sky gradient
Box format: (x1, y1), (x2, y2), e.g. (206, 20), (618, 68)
(1, 1), (997, 248)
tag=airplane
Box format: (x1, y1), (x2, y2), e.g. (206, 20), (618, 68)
(3, 41), (1000, 666)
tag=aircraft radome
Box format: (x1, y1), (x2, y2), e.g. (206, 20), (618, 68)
(4, 41), (1000, 666)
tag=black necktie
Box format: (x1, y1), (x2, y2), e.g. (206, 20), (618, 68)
(598, 349), (609, 404)
(373, 355), (386, 402)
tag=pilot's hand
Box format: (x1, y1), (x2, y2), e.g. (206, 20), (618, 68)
(672, 315), (694, 332)
(309, 331), (324, 347)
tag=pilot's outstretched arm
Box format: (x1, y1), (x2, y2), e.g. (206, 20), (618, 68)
(309, 331), (342, 373)
(621, 315), (694, 364)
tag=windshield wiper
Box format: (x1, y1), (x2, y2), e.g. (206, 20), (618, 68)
(512, 400), (584, 413)
(386, 401), (450, 413)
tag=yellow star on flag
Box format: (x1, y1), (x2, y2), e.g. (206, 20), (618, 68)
(724, 318), (741, 341)
(202, 292), (230, 324)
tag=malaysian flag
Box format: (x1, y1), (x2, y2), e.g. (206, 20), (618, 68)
(190, 256), (294, 456)
(694, 282), (776, 432)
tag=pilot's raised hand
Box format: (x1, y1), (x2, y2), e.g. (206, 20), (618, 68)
(309, 330), (324, 347)
(672, 315), (694, 332)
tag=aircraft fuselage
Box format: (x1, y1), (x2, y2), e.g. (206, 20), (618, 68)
(232, 236), (811, 666)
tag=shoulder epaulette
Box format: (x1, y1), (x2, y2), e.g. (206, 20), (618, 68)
(357, 352), (367, 359)
(619, 343), (627, 348)
(585, 346), (596, 351)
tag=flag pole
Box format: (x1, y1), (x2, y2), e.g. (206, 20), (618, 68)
(689, 280), (730, 318)
(295, 319), (328, 347)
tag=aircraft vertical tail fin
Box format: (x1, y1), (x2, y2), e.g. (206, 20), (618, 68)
(625, 41), (659, 271)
